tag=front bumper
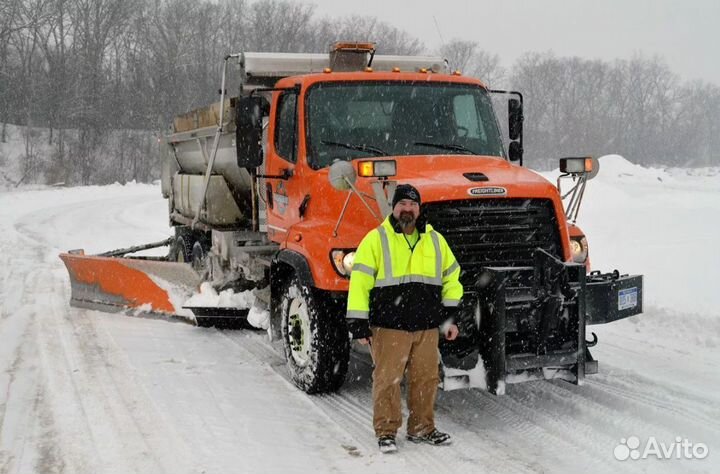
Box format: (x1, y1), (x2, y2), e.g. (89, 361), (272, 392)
(585, 271), (644, 325)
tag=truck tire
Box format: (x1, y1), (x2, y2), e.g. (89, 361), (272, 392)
(191, 241), (207, 273)
(172, 235), (193, 263)
(280, 277), (349, 393)
(171, 227), (210, 272)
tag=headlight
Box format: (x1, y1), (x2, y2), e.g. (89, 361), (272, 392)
(331, 250), (356, 277)
(570, 236), (588, 263)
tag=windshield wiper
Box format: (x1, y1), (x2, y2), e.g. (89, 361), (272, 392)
(321, 140), (388, 156)
(413, 142), (475, 155)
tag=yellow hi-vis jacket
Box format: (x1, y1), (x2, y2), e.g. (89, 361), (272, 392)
(346, 216), (463, 331)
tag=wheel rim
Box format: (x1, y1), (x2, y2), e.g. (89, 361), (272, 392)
(287, 297), (311, 367)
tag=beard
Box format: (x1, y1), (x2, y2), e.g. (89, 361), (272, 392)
(397, 211), (416, 229)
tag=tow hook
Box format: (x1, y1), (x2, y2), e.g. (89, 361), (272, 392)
(585, 332), (598, 347)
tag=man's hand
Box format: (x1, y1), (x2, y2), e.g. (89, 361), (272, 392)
(443, 324), (459, 341)
(358, 337), (372, 345)
(347, 318), (371, 341)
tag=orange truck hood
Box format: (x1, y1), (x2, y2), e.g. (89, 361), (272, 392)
(287, 155), (572, 291)
(386, 155), (558, 201)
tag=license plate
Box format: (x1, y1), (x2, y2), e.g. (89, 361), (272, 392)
(618, 287), (638, 310)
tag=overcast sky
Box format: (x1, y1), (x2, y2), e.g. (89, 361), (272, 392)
(306, 0), (720, 85)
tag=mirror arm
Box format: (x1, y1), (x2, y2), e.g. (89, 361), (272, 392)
(344, 177), (381, 222)
(557, 173), (589, 223)
(333, 193), (353, 237)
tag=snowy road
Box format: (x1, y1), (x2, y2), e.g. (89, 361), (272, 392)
(1, 162), (718, 473)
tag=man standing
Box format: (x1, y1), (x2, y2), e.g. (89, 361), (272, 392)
(346, 184), (463, 453)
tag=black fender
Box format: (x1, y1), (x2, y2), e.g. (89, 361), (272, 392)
(269, 250), (315, 341)
(271, 249), (315, 288)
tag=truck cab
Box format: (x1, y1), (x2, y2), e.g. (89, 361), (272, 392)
(261, 69), (575, 285)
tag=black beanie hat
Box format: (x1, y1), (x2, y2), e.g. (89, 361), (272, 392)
(392, 184), (421, 208)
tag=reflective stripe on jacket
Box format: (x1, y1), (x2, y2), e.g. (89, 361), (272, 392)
(346, 215), (463, 331)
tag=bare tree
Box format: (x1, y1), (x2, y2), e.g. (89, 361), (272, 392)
(440, 39), (505, 86)
(3, 0), (718, 186)
(67, 0), (139, 183)
(330, 15), (423, 55)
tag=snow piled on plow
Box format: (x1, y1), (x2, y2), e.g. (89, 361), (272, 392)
(184, 282), (255, 308)
(183, 282), (270, 330)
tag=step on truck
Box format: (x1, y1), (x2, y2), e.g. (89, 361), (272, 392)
(60, 42), (643, 394)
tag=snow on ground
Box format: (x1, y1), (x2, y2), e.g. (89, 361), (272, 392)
(1, 155), (719, 473)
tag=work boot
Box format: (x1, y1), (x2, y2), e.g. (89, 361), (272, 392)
(378, 435), (398, 453)
(407, 428), (452, 445)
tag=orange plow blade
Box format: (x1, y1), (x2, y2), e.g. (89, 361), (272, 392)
(59, 251), (202, 321)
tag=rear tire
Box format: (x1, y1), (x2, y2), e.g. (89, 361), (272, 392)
(191, 241), (207, 273)
(280, 277), (349, 393)
(173, 235), (193, 263)
(171, 227), (209, 271)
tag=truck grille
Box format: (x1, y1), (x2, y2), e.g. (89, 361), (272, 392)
(423, 199), (563, 283)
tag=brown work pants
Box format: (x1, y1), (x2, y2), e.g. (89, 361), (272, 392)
(370, 327), (439, 437)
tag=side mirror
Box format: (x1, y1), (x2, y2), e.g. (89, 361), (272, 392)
(328, 159), (357, 191)
(508, 141), (523, 162)
(508, 98), (523, 141)
(236, 96), (268, 168)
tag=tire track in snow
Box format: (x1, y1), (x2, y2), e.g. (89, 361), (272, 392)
(587, 375), (720, 432)
(0, 222), (63, 474)
(215, 331), (465, 473)
(29, 253), (158, 473)
(442, 385), (626, 474)
(232, 331), (588, 473)
(226, 329), (712, 474)
(512, 380), (716, 474)
(220, 331), (543, 474)
(5, 192), (198, 473)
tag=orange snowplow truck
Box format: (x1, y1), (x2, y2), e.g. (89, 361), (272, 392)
(60, 42), (643, 394)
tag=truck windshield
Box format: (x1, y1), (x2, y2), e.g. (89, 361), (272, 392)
(306, 82), (505, 169)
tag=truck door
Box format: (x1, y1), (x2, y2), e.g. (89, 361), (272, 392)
(266, 89), (303, 244)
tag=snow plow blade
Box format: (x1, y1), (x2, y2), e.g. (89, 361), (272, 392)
(59, 250), (202, 321)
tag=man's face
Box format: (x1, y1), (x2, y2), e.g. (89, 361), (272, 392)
(392, 199), (420, 229)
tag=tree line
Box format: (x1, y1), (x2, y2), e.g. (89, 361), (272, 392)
(441, 40), (720, 170)
(1, 0), (718, 186)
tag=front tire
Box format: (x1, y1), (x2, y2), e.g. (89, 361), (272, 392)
(280, 277), (349, 393)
